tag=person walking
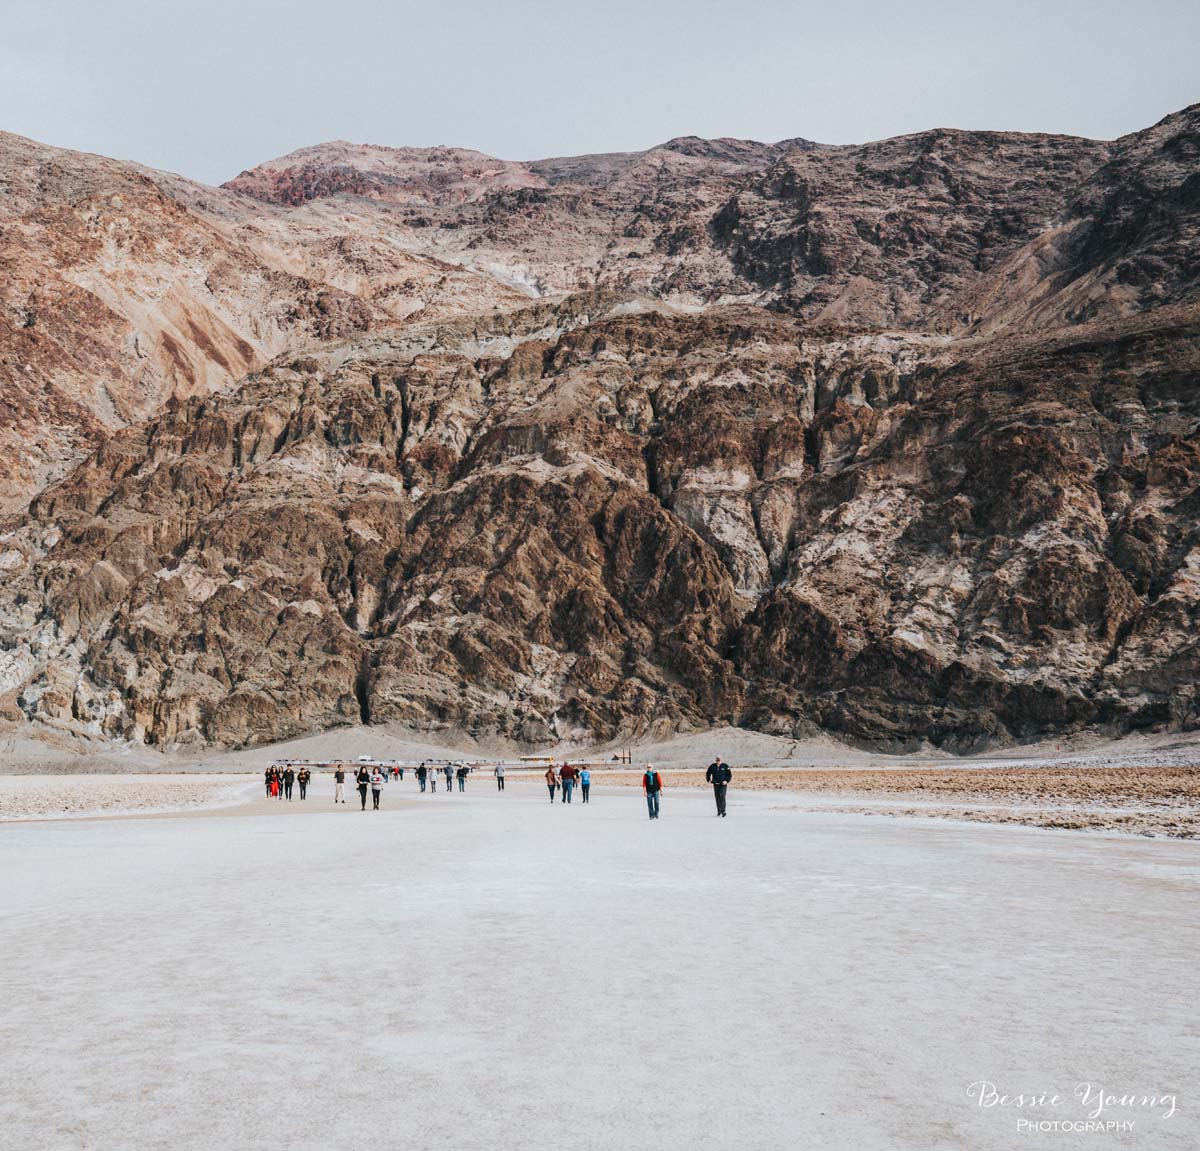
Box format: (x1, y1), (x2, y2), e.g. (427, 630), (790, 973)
(334, 765), (346, 804)
(444, 765), (454, 793)
(370, 767), (384, 810)
(560, 763), (577, 803)
(283, 765), (295, 801)
(494, 762), (506, 791)
(417, 763), (427, 792)
(297, 766), (310, 801)
(356, 765), (371, 810)
(269, 770), (280, 800)
(264, 767), (273, 797)
(642, 763), (663, 820)
(456, 765), (467, 793)
(580, 767), (591, 804)
(545, 765), (558, 803)
(430, 767), (438, 793)
(705, 756), (732, 817)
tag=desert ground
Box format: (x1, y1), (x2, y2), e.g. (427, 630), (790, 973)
(0, 776), (1195, 1151)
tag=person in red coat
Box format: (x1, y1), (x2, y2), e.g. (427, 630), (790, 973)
(559, 763), (579, 803)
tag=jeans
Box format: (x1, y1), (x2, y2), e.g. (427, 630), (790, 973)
(713, 783), (727, 816)
(581, 784), (590, 803)
(646, 790), (660, 819)
(562, 779), (574, 803)
(458, 776), (465, 792)
(299, 783), (307, 800)
(359, 785), (369, 809)
(372, 788), (381, 810)
(496, 776), (505, 790)
(419, 778), (426, 792)
(284, 782), (293, 800)
(547, 784), (556, 802)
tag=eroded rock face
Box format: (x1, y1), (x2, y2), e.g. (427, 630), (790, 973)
(1, 106), (1199, 750)
(2, 299), (1197, 750)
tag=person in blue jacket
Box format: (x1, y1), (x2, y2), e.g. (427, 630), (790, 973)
(580, 767), (591, 803)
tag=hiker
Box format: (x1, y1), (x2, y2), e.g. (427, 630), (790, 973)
(417, 763), (427, 792)
(580, 767), (591, 803)
(705, 756), (732, 817)
(297, 767), (310, 800)
(545, 765), (558, 803)
(456, 764), (467, 792)
(494, 762), (506, 791)
(443, 764), (454, 792)
(370, 767), (384, 810)
(334, 764), (346, 804)
(283, 765), (295, 801)
(560, 763), (578, 803)
(642, 763), (663, 820)
(356, 765), (371, 810)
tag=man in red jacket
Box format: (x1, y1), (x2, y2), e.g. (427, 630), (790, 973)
(559, 763), (579, 803)
(642, 763), (663, 820)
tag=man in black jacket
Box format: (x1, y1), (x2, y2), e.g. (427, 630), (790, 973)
(705, 756), (732, 817)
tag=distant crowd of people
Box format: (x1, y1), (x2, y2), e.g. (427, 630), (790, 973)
(264, 765), (311, 801)
(264, 755), (735, 818)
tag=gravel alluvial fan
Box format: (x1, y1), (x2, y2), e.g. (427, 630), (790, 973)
(1, 104), (1198, 751)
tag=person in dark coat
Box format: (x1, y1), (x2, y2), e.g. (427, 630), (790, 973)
(297, 767), (310, 800)
(283, 766), (295, 801)
(417, 763), (427, 792)
(356, 766), (371, 810)
(705, 756), (733, 817)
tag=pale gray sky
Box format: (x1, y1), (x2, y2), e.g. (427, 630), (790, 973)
(2, 0), (1197, 186)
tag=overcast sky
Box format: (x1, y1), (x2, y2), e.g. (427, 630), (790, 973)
(3, 0), (1197, 186)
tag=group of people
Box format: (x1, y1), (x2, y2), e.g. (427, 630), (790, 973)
(544, 755), (732, 820)
(414, 762), (473, 793)
(543, 763), (592, 804)
(263, 764), (311, 801)
(324, 761), (478, 809)
(264, 754), (735, 819)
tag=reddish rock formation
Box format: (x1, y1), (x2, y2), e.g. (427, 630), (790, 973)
(1, 106), (1198, 750)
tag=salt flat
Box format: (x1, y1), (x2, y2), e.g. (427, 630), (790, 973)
(0, 783), (1195, 1150)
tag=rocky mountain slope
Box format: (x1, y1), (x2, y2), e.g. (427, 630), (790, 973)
(1, 104), (1198, 751)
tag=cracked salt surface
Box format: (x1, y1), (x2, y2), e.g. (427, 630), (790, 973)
(0, 786), (1194, 1150)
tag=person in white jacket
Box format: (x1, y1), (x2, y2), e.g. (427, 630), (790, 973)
(370, 767), (385, 810)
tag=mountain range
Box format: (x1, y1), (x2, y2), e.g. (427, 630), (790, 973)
(1, 103), (1197, 751)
